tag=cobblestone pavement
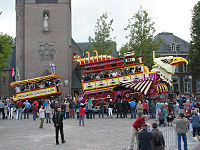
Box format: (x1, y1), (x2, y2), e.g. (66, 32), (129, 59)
(0, 114), (199, 150)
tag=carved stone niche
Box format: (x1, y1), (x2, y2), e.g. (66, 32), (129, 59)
(38, 43), (56, 63)
(42, 10), (50, 32)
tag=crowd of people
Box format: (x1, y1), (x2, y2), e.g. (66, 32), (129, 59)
(0, 93), (200, 148)
(82, 66), (143, 81)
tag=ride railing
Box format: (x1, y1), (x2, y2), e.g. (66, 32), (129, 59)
(125, 128), (196, 150)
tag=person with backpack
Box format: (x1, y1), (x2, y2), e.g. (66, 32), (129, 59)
(151, 122), (165, 150)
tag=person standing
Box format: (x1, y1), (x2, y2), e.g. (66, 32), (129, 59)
(79, 103), (85, 126)
(151, 122), (165, 150)
(87, 99), (93, 119)
(191, 110), (200, 138)
(99, 99), (104, 118)
(150, 101), (156, 119)
(122, 99), (128, 118)
(156, 100), (162, 121)
(45, 103), (51, 123)
(69, 100), (75, 118)
(129, 115), (149, 150)
(39, 105), (46, 130)
(174, 113), (189, 150)
(32, 103), (37, 121)
(138, 124), (152, 150)
(0, 100), (4, 119)
(108, 99), (114, 118)
(136, 101), (143, 118)
(143, 100), (149, 115)
(16, 100), (24, 120)
(8, 100), (14, 119)
(166, 104), (174, 127)
(65, 100), (70, 119)
(130, 100), (136, 119)
(23, 100), (31, 119)
(52, 107), (65, 145)
(115, 99), (122, 118)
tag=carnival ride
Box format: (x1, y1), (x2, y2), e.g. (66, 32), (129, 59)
(10, 74), (62, 102)
(74, 50), (188, 106)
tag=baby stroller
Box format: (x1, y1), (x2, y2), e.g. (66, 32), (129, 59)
(158, 111), (166, 126)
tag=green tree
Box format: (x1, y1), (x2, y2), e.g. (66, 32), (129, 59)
(121, 7), (161, 68)
(189, 2), (200, 78)
(0, 33), (13, 73)
(90, 12), (116, 55)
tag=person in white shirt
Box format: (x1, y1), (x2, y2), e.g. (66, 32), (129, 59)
(39, 105), (46, 130)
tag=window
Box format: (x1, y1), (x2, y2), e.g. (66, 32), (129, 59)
(170, 76), (179, 94)
(184, 76), (192, 93)
(197, 79), (200, 93)
(2, 77), (6, 85)
(183, 63), (188, 72)
(175, 66), (179, 72)
(167, 43), (181, 51)
(36, 0), (57, 3)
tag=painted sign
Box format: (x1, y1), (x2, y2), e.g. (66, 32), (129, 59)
(16, 86), (57, 100)
(96, 80), (107, 88)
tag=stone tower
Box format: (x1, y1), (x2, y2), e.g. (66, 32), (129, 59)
(16, 0), (72, 96)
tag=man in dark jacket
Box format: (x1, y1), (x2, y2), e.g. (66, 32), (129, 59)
(52, 107), (65, 145)
(115, 99), (122, 118)
(138, 123), (152, 150)
(151, 122), (165, 150)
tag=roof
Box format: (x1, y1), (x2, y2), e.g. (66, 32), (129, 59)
(154, 32), (190, 55)
(77, 42), (118, 58)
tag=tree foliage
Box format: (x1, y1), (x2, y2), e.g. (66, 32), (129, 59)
(90, 12), (116, 55)
(121, 7), (161, 68)
(189, 2), (200, 78)
(0, 33), (13, 73)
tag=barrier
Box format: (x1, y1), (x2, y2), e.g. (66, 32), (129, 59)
(126, 127), (198, 150)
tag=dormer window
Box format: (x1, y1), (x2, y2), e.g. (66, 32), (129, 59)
(167, 43), (180, 51)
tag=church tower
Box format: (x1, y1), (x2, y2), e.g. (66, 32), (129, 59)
(16, 0), (72, 96)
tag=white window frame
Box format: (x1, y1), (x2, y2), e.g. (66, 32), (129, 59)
(184, 76), (192, 94)
(197, 79), (200, 93)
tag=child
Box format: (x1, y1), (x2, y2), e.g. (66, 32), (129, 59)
(79, 103), (85, 126)
(146, 123), (151, 132)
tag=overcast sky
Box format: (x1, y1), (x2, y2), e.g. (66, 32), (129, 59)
(0, 0), (199, 50)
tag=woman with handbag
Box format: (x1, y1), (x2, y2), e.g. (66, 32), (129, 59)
(166, 104), (174, 127)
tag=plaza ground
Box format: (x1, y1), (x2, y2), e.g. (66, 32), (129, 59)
(0, 114), (199, 150)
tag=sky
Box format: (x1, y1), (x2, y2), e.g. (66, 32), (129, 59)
(0, 0), (199, 50)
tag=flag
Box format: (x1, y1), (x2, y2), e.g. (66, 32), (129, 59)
(50, 63), (56, 71)
(16, 67), (19, 77)
(12, 68), (15, 77)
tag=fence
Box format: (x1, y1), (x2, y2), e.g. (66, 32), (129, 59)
(126, 127), (197, 150)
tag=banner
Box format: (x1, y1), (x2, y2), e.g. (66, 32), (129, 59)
(16, 86), (57, 100)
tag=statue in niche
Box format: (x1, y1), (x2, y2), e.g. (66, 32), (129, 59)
(43, 13), (49, 31)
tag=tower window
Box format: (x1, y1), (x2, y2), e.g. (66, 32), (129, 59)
(36, 0), (57, 3)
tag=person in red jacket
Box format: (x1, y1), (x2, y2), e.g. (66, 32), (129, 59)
(143, 100), (149, 115)
(79, 103), (85, 126)
(129, 115), (149, 150)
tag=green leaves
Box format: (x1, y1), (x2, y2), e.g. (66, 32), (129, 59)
(120, 6), (161, 69)
(0, 33), (13, 73)
(189, 2), (200, 78)
(90, 12), (115, 56)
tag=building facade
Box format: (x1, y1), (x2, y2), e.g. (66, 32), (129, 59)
(154, 32), (200, 95)
(16, 0), (72, 96)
